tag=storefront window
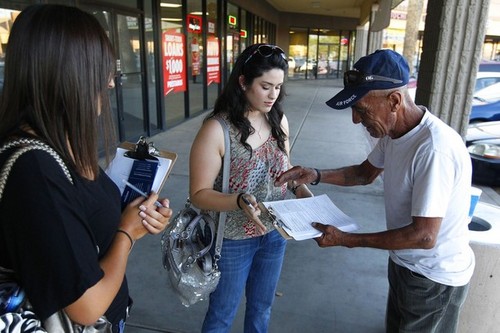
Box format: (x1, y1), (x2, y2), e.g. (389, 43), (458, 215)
(240, 9), (247, 53)
(307, 30), (318, 79)
(318, 31), (340, 78)
(226, 2), (239, 78)
(339, 31), (353, 76)
(0, 9), (20, 92)
(253, 16), (261, 44)
(206, 0), (219, 108)
(160, 0), (186, 127)
(262, 20), (269, 44)
(144, 1), (158, 133)
(288, 27), (308, 79)
(289, 27), (350, 80)
(187, 0), (203, 116)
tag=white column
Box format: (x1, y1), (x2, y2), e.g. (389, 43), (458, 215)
(417, 0), (490, 136)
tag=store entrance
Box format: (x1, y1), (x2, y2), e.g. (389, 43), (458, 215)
(87, 7), (147, 143)
(318, 43), (341, 78)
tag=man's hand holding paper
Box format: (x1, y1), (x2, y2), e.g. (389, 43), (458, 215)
(311, 223), (345, 247)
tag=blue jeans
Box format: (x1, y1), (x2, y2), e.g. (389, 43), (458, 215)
(201, 230), (287, 333)
(386, 259), (469, 333)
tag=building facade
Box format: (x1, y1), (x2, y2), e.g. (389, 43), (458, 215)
(0, 0), (360, 144)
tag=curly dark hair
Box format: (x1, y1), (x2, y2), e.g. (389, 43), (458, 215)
(208, 43), (289, 154)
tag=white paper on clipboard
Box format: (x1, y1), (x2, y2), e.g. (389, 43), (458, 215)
(105, 147), (173, 195)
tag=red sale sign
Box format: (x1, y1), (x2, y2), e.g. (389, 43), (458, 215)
(162, 30), (186, 96)
(207, 36), (220, 85)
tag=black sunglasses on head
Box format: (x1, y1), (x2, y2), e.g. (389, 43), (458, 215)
(344, 70), (403, 88)
(244, 44), (287, 65)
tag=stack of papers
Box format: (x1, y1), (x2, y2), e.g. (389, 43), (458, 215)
(261, 194), (358, 241)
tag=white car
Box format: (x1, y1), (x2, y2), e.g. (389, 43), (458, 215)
(408, 70), (500, 100)
(299, 60), (316, 72)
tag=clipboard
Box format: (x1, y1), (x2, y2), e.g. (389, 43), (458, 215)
(258, 195), (359, 241)
(258, 203), (293, 240)
(105, 137), (177, 207)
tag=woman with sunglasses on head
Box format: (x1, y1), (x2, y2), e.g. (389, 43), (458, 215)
(190, 43), (313, 332)
(0, 4), (172, 332)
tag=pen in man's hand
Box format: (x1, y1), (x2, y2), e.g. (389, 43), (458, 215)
(122, 179), (164, 208)
(241, 195), (255, 211)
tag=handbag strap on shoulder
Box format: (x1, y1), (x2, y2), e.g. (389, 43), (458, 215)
(0, 139), (73, 202)
(214, 117), (230, 262)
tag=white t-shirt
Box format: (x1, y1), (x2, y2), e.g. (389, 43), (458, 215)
(368, 108), (475, 286)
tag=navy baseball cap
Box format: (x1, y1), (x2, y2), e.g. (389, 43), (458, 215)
(326, 49), (410, 110)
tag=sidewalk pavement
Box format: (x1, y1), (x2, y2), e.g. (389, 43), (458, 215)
(123, 79), (500, 333)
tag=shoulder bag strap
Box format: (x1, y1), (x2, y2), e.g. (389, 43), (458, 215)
(214, 117), (230, 263)
(0, 141), (73, 202)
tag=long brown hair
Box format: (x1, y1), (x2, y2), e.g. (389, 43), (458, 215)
(0, 4), (116, 178)
(209, 43), (289, 154)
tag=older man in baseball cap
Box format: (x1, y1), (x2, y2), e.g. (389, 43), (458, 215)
(326, 49), (409, 110)
(275, 49), (474, 333)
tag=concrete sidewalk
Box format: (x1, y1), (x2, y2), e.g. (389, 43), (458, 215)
(123, 79), (500, 333)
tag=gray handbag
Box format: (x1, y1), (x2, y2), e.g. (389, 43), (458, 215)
(161, 117), (230, 307)
(0, 139), (112, 332)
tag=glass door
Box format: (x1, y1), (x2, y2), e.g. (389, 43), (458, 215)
(114, 13), (146, 141)
(88, 8), (147, 142)
(318, 30), (345, 79)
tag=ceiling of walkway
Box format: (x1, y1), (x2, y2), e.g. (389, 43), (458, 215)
(265, 0), (404, 22)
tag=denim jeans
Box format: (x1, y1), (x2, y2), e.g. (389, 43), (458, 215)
(386, 259), (469, 333)
(201, 230), (287, 333)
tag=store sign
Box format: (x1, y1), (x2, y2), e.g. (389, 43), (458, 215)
(228, 15), (237, 26)
(240, 29), (247, 38)
(208, 21), (215, 34)
(187, 15), (202, 33)
(162, 30), (186, 96)
(207, 36), (220, 85)
(191, 37), (200, 76)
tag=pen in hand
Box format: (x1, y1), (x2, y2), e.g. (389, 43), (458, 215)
(241, 195), (255, 211)
(122, 179), (164, 208)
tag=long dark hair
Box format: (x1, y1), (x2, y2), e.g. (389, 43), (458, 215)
(0, 4), (116, 178)
(209, 43), (289, 154)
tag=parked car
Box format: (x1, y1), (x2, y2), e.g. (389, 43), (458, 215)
(478, 60), (500, 72)
(298, 59), (328, 75)
(299, 59), (316, 72)
(409, 71), (500, 100)
(292, 57), (306, 72)
(474, 71), (500, 91)
(470, 82), (500, 122)
(466, 121), (500, 186)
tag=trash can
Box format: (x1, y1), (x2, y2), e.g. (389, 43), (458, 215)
(459, 202), (500, 333)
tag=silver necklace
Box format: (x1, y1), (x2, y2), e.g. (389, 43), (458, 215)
(251, 115), (267, 139)
(256, 118), (264, 139)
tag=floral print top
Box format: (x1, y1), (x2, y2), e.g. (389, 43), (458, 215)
(211, 116), (288, 240)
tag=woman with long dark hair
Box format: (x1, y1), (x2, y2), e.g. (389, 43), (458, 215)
(0, 5), (172, 332)
(190, 43), (313, 332)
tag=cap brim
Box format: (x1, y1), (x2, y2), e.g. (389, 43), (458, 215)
(325, 86), (371, 110)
